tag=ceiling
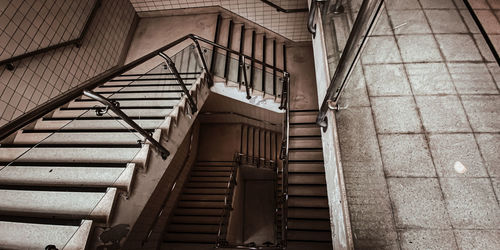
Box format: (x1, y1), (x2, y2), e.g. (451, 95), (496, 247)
(129, 0), (311, 42)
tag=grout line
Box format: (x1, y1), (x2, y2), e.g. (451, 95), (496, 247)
(387, 1), (461, 247)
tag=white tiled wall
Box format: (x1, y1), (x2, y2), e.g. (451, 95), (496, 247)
(0, 0), (136, 125)
(129, 0), (311, 41)
(0, 0), (95, 61)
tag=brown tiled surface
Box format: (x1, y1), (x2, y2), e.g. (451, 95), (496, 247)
(129, 0), (311, 41)
(0, 0), (136, 125)
(334, 0), (500, 248)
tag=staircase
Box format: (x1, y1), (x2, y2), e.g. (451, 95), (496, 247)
(0, 12), (334, 250)
(163, 124), (281, 249)
(164, 160), (235, 246)
(286, 110), (332, 250)
(0, 45), (206, 249)
(207, 14), (286, 101)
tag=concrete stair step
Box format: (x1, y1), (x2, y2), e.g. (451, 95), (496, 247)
(288, 197), (328, 208)
(289, 111), (318, 124)
(164, 232), (217, 243)
(52, 107), (172, 118)
(288, 208), (330, 219)
(288, 162), (325, 173)
(290, 124), (321, 137)
(189, 176), (230, 182)
(171, 216), (220, 225)
(288, 149), (323, 161)
(288, 219), (331, 231)
(79, 92), (182, 99)
(287, 230), (332, 242)
(287, 241), (333, 250)
(94, 85), (185, 92)
(195, 162), (234, 167)
(289, 137), (322, 148)
(14, 131), (145, 144)
(288, 185), (327, 196)
(0, 220), (93, 250)
(180, 194), (226, 201)
(192, 166), (233, 172)
(0, 146), (142, 163)
(185, 182), (228, 188)
(174, 208), (222, 216)
(0, 163), (135, 192)
(0, 188), (117, 222)
(177, 201), (225, 209)
(102, 78), (197, 86)
(289, 174), (326, 185)
(183, 188), (227, 195)
(68, 98), (180, 108)
(35, 118), (164, 130)
(191, 171), (231, 177)
(167, 224), (219, 234)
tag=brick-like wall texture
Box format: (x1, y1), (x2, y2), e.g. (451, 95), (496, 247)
(0, 0), (137, 126)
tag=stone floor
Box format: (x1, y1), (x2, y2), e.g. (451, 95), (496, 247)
(333, 0), (500, 249)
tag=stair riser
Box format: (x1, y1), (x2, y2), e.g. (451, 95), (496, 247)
(14, 132), (144, 144)
(68, 99), (179, 108)
(0, 147), (142, 163)
(289, 151), (324, 161)
(290, 126), (321, 137)
(0, 166), (132, 191)
(52, 108), (172, 118)
(289, 138), (322, 148)
(35, 119), (163, 130)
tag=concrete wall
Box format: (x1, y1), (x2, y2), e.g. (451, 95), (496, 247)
(197, 123), (242, 162)
(124, 13), (217, 73)
(309, 1), (353, 249)
(0, 0), (137, 125)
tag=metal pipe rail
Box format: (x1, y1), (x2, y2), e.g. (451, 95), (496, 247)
(159, 52), (198, 113)
(216, 153), (241, 248)
(280, 72), (290, 248)
(260, 0), (308, 13)
(0, 33), (288, 142)
(0, 0), (102, 70)
(308, 0), (327, 38)
(316, 0), (384, 128)
(83, 90), (170, 159)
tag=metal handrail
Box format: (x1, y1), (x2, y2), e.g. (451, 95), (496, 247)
(308, 0), (327, 38)
(216, 153), (240, 248)
(260, 0), (308, 13)
(239, 55), (252, 99)
(277, 72), (290, 247)
(0, 0), (102, 70)
(0, 33), (288, 141)
(83, 90), (169, 159)
(316, 0), (384, 128)
(159, 52), (198, 113)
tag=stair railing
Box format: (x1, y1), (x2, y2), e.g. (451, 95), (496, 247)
(308, 0), (327, 38)
(277, 72), (290, 248)
(260, 0), (308, 13)
(159, 52), (198, 113)
(82, 90), (170, 159)
(239, 55), (252, 99)
(316, 0), (384, 129)
(216, 153), (241, 248)
(0, 33), (289, 142)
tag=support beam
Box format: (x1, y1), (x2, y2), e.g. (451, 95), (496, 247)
(224, 20), (234, 79)
(210, 14), (222, 75)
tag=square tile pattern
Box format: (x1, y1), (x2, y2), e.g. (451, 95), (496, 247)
(0, 0), (136, 124)
(336, 0), (500, 248)
(129, 0), (310, 41)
